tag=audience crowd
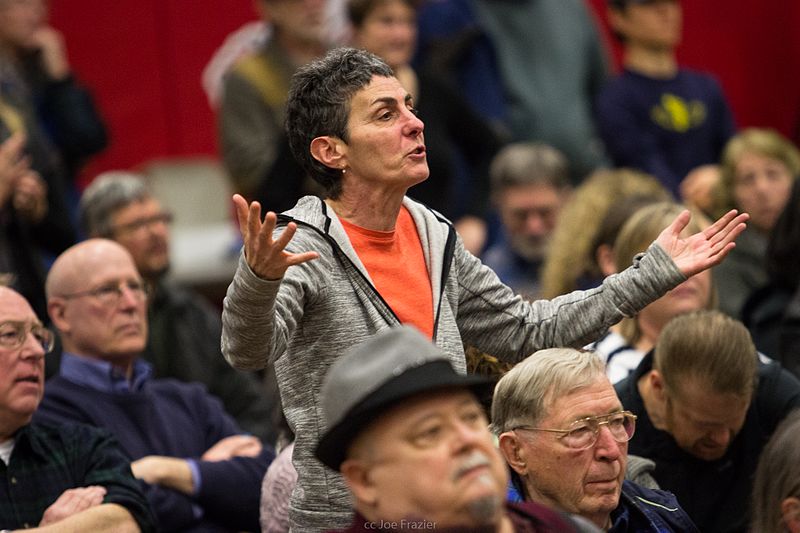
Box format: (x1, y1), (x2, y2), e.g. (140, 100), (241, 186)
(1, 0), (799, 532)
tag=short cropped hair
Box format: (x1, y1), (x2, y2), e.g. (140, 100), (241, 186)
(489, 142), (571, 202)
(285, 47), (393, 199)
(751, 409), (800, 533)
(80, 172), (151, 237)
(491, 348), (606, 434)
(654, 310), (758, 399)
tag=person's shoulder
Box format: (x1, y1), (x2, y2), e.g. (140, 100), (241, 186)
(26, 419), (117, 454)
(506, 500), (586, 532)
(675, 68), (726, 91)
(619, 480), (698, 531)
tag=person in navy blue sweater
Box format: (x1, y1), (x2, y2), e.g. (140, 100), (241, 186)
(34, 238), (274, 533)
(596, 0), (735, 198)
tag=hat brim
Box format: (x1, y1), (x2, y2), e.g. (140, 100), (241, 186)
(315, 360), (494, 471)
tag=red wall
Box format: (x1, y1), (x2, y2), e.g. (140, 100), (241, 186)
(50, 1), (800, 186)
(587, 0), (800, 138)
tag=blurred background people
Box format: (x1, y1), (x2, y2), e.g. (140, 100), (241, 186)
(0, 132), (50, 319)
(590, 202), (715, 383)
(750, 409), (800, 533)
(470, 0), (611, 183)
(597, 0), (735, 198)
(539, 168), (670, 299)
(0, 0), (107, 231)
(218, 0), (329, 212)
(481, 142), (571, 299)
(76, 172), (279, 444)
(742, 178), (800, 378)
(712, 128), (798, 319)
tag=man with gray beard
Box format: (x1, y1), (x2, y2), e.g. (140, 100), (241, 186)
(314, 326), (598, 532)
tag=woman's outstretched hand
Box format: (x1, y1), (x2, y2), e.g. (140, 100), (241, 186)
(655, 208), (748, 278)
(233, 194), (319, 280)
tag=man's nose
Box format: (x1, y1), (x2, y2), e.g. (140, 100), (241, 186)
(19, 332), (45, 361)
(707, 427), (732, 448)
(594, 425), (622, 461)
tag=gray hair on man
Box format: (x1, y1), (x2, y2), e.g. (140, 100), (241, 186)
(490, 142), (571, 199)
(79, 171), (150, 237)
(491, 348), (606, 434)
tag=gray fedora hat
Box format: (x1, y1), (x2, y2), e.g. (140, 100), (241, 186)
(315, 325), (494, 471)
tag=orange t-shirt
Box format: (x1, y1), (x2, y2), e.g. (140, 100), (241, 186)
(340, 206), (434, 338)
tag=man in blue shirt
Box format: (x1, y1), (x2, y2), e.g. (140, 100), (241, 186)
(35, 239), (273, 532)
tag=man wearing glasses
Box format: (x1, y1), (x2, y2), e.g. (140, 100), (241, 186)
(33, 239), (273, 532)
(492, 347), (698, 532)
(0, 286), (154, 532)
(76, 172), (278, 445)
(315, 325), (596, 532)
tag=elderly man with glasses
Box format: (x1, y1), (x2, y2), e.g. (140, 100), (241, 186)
(31, 239), (274, 532)
(0, 286), (154, 532)
(491, 347), (698, 532)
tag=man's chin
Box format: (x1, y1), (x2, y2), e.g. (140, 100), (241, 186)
(691, 446), (727, 461)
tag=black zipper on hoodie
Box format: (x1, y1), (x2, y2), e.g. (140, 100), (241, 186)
(276, 198), (458, 338)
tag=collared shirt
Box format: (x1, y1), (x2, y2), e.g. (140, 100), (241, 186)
(59, 353), (202, 498)
(0, 422), (155, 531)
(59, 351), (152, 393)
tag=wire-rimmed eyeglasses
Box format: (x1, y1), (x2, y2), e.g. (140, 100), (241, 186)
(0, 321), (55, 354)
(57, 280), (149, 307)
(513, 410), (637, 450)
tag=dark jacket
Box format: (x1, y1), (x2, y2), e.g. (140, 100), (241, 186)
(615, 351), (800, 532)
(609, 480), (698, 532)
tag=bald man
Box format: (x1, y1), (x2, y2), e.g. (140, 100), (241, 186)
(34, 239), (274, 532)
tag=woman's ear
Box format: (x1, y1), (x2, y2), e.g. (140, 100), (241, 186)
(498, 432), (528, 475)
(595, 243), (618, 276)
(310, 136), (346, 170)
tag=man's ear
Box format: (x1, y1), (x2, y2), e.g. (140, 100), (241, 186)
(498, 432), (528, 475)
(649, 370), (667, 401)
(782, 497), (800, 533)
(47, 299), (70, 336)
(340, 458), (378, 508)
(310, 136), (347, 170)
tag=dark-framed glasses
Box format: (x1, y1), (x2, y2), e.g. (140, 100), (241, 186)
(58, 280), (149, 307)
(112, 212), (173, 236)
(0, 321), (55, 354)
(513, 410), (637, 450)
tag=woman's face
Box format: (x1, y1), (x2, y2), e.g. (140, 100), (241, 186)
(337, 75), (428, 190)
(639, 268), (712, 333)
(733, 151), (794, 233)
(354, 0), (416, 70)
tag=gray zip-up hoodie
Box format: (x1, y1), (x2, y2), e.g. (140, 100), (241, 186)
(221, 195), (685, 532)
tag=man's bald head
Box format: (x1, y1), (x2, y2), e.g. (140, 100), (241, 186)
(46, 239), (136, 299)
(46, 239), (148, 367)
